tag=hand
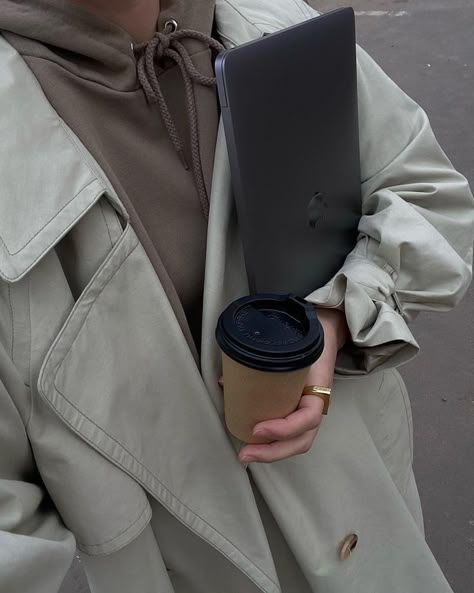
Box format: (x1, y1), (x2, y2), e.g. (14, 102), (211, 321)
(235, 307), (348, 464)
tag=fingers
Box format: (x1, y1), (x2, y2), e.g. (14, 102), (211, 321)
(238, 396), (324, 463)
(218, 380), (325, 463)
(239, 427), (319, 464)
(252, 395), (324, 441)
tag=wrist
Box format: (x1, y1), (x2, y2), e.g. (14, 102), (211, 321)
(304, 308), (348, 389)
(315, 307), (349, 351)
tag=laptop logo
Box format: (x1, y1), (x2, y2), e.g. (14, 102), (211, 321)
(308, 192), (328, 229)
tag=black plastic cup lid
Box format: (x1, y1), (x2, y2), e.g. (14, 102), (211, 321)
(216, 294), (324, 372)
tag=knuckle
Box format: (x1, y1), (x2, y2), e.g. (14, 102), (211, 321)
(308, 406), (321, 421)
(272, 428), (287, 440)
(313, 400), (324, 414)
(305, 420), (320, 433)
(300, 437), (314, 454)
(256, 449), (275, 463)
(306, 417), (319, 431)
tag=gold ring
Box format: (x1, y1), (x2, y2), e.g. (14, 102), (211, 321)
(302, 385), (331, 415)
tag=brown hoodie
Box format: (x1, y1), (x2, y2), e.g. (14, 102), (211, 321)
(0, 0), (219, 356)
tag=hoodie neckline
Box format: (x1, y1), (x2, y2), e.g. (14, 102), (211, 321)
(0, 0), (216, 91)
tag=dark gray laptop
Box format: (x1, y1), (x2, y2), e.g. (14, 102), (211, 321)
(215, 8), (361, 297)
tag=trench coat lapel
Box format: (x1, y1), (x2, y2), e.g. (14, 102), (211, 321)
(201, 122), (249, 409)
(0, 34), (281, 593)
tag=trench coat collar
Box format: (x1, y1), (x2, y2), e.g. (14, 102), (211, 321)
(0, 35), (129, 283)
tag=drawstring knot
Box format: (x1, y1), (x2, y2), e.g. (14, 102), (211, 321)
(135, 28), (224, 218)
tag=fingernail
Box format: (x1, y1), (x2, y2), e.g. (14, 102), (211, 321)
(240, 456), (254, 464)
(253, 429), (269, 438)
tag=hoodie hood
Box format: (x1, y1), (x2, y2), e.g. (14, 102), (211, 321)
(0, 0), (216, 90)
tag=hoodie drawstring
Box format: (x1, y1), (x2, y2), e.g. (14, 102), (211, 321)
(135, 27), (224, 219)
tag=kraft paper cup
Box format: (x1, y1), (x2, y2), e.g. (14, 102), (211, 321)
(216, 294), (324, 444)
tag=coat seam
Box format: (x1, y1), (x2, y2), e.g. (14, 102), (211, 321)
(391, 369), (413, 463)
(375, 370), (413, 497)
(345, 256), (397, 278)
(376, 371), (386, 393)
(4, 282), (33, 423)
(221, 0), (264, 36)
(0, 40), (103, 199)
(75, 501), (151, 549)
(27, 277), (32, 386)
(216, 29), (239, 46)
(0, 188), (106, 283)
(389, 369), (414, 495)
(0, 179), (94, 257)
(26, 277), (33, 424)
(58, 118), (103, 185)
(78, 506), (152, 557)
(58, 119), (129, 222)
(7, 284), (14, 359)
(54, 241), (138, 372)
(252, 23), (278, 31)
(36, 225), (133, 390)
(99, 200), (114, 248)
(292, 0), (311, 19)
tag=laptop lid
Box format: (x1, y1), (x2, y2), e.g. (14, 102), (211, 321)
(215, 8), (361, 297)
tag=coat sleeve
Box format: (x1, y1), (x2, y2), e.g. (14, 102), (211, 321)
(0, 344), (76, 593)
(305, 46), (474, 373)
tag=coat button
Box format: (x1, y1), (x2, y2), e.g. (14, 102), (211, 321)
(339, 534), (358, 561)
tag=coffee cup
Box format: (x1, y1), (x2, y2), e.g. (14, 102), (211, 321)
(216, 294), (324, 444)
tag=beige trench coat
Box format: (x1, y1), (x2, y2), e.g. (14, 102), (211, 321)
(0, 1), (473, 592)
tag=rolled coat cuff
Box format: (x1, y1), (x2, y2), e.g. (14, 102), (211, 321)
(305, 255), (419, 374)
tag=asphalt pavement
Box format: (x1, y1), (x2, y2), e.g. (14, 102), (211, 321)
(61, 2), (474, 592)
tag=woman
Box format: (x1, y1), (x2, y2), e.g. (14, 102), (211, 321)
(0, 1), (472, 592)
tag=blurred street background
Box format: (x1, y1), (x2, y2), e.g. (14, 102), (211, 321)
(61, 1), (474, 592)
